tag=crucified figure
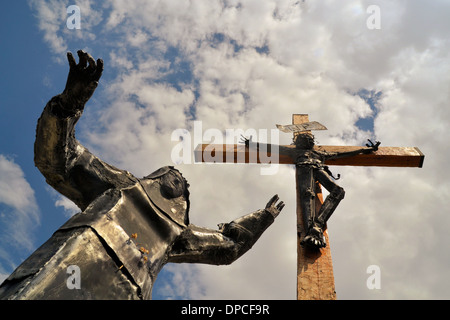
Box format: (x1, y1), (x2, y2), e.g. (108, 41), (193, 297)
(241, 131), (380, 250)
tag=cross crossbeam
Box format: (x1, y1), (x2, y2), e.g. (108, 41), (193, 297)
(194, 144), (424, 167)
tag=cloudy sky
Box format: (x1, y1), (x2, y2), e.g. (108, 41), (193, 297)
(0, 0), (449, 300)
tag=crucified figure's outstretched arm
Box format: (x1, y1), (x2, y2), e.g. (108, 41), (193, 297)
(240, 136), (380, 158)
(35, 51), (136, 211)
(323, 139), (381, 160)
(239, 135), (297, 158)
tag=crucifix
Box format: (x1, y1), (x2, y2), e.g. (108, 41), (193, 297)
(194, 114), (424, 300)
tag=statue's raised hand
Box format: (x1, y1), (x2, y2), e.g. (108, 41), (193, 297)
(60, 50), (103, 111)
(265, 194), (285, 218)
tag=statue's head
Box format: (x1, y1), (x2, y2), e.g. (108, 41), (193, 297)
(141, 166), (190, 226)
(157, 168), (189, 199)
(293, 133), (315, 150)
(144, 166), (189, 197)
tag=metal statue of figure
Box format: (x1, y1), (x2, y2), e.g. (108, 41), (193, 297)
(241, 127), (380, 250)
(0, 50), (284, 300)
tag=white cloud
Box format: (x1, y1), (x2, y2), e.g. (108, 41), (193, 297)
(54, 194), (80, 218)
(0, 155), (40, 273)
(32, 0), (450, 299)
(28, 0), (104, 58)
(0, 273), (8, 285)
(28, 0), (69, 56)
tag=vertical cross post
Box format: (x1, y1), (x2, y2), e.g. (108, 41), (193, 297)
(294, 114), (337, 300)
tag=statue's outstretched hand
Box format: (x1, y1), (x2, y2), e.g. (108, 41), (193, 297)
(60, 50), (103, 110)
(265, 194), (285, 218)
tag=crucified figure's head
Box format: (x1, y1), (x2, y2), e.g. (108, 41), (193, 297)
(293, 133), (315, 150)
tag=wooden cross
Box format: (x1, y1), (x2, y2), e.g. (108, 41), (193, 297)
(194, 114), (424, 300)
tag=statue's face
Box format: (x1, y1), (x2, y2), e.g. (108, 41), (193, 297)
(141, 167), (191, 226)
(160, 170), (190, 199)
(294, 133), (315, 149)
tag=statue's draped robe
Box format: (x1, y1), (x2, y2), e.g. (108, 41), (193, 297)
(0, 96), (275, 300)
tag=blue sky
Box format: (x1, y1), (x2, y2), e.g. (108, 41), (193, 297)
(0, 2), (67, 263)
(1, 0), (450, 300)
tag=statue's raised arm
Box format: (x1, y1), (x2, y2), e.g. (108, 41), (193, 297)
(34, 50), (136, 211)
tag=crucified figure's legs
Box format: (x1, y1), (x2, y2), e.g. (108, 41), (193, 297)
(296, 165), (324, 247)
(297, 166), (345, 249)
(296, 166), (315, 228)
(315, 168), (345, 227)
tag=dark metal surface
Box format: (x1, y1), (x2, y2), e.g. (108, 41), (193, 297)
(242, 132), (379, 250)
(0, 51), (284, 300)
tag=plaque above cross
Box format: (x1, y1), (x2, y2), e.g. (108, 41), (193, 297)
(194, 114), (424, 300)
